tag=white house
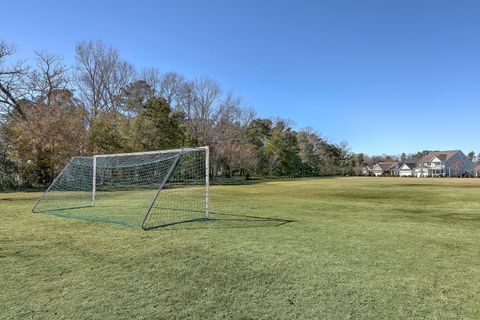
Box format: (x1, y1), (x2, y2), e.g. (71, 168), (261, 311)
(361, 165), (371, 175)
(371, 162), (397, 176)
(398, 162), (417, 177)
(414, 150), (474, 177)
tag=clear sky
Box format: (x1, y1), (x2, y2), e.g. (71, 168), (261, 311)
(2, 0), (479, 155)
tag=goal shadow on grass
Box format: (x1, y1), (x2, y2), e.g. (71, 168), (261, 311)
(37, 208), (293, 230)
(157, 211), (294, 230)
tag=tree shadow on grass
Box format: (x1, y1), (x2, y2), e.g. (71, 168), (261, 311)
(0, 187), (45, 194)
(155, 211), (294, 231)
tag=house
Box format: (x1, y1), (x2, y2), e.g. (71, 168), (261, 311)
(414, 150), (474, 177)
(371, 162), (398, 176)
(398, 160), (417, 177)
(361, 165), (371, 175)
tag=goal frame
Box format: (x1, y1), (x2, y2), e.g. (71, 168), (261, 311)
(33, 146), (210, 230)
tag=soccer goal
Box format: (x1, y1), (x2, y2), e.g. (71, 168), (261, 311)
(33, 147), (209, 229)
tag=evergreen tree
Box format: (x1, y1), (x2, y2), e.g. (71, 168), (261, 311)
(130, 97), (185, 151)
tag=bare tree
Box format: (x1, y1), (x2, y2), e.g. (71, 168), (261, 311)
(140, 67), (160, 95)
(178, 77), (221, 146)
(450, 159), (465, 177)
(215, 143), (258, 178)
(211, 92), (257, 178)
(75, 40), (135, 121)
(0, 40), (28, 119)
(217, 93), (255, 126)
(28, 51), (70, 105)
(9, 92), (88, 185)
(176, 80), (195, 117)
(142, 70), (188, 109)
(159, 72), (186, 107)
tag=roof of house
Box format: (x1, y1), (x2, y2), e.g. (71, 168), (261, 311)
(377, 162), (397, 171)
(399, 158), (416, 164)
(399, 162), (417, 169)
(418, 150), (461, 163)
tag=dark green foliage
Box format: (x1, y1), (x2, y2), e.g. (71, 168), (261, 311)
(245, 118), (273, 149)
(88, 98), (185, 154)
(119, 80), (156, 118)
(88, 112), (127, 154)
(265, 127), (302, 176)
(0, 144), (17, 189)
(132, 97), (185, 151)
(468, 151), (476, 161)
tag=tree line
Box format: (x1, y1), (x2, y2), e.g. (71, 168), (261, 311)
(0, 39), (363, 189)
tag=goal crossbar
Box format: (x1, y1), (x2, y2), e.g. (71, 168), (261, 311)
(93, 146), (208, 158)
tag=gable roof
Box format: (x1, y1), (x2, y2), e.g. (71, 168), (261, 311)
(434, 154), (447, 161)
(398, 159), (416, 166)
(418, 150), (461, 163)
(377, 162), (397, 171)
(361, 165), (371, 172)
(399, 162), (417, 170)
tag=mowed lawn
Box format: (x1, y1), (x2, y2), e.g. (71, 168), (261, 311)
(1, 177), (480, 319)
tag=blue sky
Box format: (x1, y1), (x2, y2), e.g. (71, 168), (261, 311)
(2, 0), (479, 155)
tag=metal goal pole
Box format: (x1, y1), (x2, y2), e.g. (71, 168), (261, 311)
(92, 156), (96, 207)
(205, 146), (209, 220)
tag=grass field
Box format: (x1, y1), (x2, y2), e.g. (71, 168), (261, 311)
(1, 177), (480, 319)
(32, 186), (208, 229)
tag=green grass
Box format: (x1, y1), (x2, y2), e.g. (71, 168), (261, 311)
(33, 185), (209, 229)
(1, 177), (480, 319)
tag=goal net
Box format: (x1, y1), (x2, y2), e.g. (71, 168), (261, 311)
(33, 147), (209, 229)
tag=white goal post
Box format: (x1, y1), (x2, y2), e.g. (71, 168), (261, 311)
(33, 146), (210, 229)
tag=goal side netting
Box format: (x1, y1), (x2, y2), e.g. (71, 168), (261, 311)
(33, 147), (209, 229)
